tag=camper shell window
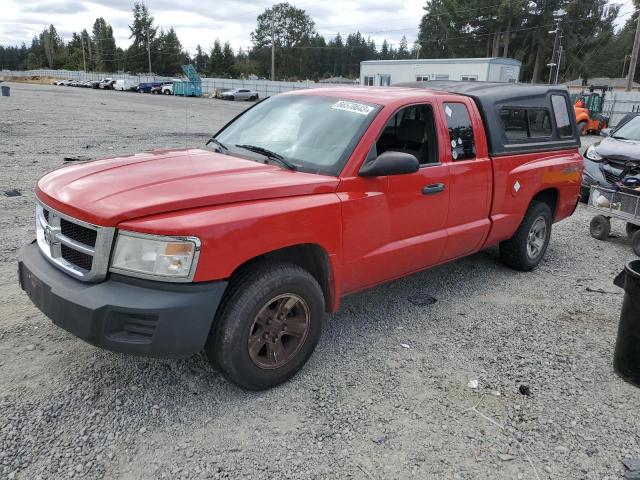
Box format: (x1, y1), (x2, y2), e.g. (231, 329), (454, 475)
(394, 81), (580, 156)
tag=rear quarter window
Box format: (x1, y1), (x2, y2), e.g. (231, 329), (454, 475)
(500, 107), (552, 141)
(551, 95), (573, 137)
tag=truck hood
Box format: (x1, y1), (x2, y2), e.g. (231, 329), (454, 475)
(37, 148), (340, 226)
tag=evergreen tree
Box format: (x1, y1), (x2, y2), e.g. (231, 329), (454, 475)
(208, 39), (224, 76)
(92, 18), (116, 72)
(127, 2), (157, 73)
(194, 44), (209, 73)
(221, 41), (235, 77)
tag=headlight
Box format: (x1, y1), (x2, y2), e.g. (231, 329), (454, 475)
(585, 145), (603, 162)
(110, 231), (200, 281)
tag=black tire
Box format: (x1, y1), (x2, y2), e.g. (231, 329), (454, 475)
(206, 261), (325, 390)
(590, 215), (611, 241)
(228, 95), (234, 101)
(578, 121), (588, 135)
(250, 95), (257, 101)
(499, 200), (552, 271)
(627, 223), (640, 238)
(633, 230), (640, 257)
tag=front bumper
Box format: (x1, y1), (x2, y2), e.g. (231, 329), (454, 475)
(18, 241), (227, 358)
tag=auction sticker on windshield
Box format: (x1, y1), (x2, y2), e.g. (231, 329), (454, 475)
(331, 100), (375, 116)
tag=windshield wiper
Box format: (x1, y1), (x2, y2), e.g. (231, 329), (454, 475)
(612, 135), (629, 140)
(206, 137), (229, 153)
(235, 144), (296, 170)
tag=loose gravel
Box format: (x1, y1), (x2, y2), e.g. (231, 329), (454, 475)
(1, 82), (639, 480)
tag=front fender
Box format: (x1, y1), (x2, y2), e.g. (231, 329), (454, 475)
(116, 194), (343, 283)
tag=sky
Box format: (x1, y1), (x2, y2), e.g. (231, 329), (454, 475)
(0, 0), (636, 54)
(0, 0), (427, 54)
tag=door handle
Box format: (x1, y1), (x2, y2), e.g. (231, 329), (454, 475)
(422, 183), (445, 195)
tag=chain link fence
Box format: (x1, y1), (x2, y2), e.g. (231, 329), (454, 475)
(0, 69), (324, 97)
(603, 91), (640, 126)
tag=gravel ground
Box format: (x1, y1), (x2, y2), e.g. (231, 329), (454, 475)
(1, 82), (639, 480)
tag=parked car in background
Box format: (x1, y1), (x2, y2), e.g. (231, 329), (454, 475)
(219, 88), (260, 101)
(99, 78), (115, 90)
(150, 82), (168, 94)
(581, 112), (640, 202)
(89, 80), (101, 89)
(161, 82), (175, 95)
(114, 79), (137, 91)
(137, 82), (162, 93)
(53, 79), (73, 86)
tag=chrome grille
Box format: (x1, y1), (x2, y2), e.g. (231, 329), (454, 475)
(35, 202), (115, 282)
(61, 218), (97, 247)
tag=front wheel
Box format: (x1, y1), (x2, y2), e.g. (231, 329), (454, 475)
(206, 262), (325, 390)
(499, 200), (552, 271)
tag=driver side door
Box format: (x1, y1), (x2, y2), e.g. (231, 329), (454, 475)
(338, 102), (450, 294)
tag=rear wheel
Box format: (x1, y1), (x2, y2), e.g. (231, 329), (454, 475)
(499, 200), (552, 271)
(206, 262), (325, 390)
(228, 95), (235, 101)
(590, 215), (611, 240)
(578, 121), (588, 135)
(250, 95), (257, 101)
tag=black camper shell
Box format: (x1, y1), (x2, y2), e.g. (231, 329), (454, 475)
(397, 81), (581, 157)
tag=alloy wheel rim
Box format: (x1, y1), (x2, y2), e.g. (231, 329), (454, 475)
(527, 217), (547, 260)
(247, 294), (310, 369)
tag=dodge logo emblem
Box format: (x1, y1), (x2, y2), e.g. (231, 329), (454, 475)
(44, 225), (57, 247)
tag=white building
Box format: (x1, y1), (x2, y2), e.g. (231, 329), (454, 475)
(360, 58), (521, 86)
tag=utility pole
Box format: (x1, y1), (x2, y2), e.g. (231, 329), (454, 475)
(146, 27), (152, 75)
(80, 35), (87, 72)
(548, 17), (563, 84)
(555, 45), (563, 85)
(271, 16), (276, 81)
(626, 9), (640, 91)
(622, 54), (631, 78)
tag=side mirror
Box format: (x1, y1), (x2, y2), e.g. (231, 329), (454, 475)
(359, 151), (420, 177)
(601, 128), (612, 137)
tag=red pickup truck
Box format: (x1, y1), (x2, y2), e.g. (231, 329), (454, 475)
(18, 82), (583, 390)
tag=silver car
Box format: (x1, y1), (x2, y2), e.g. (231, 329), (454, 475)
(220, 88), (259, 101)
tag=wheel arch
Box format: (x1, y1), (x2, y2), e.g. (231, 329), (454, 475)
(226, 243), (337, 313)
(531, 187), (559, 220)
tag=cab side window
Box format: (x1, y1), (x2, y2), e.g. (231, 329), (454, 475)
(373, 104), (438, 165)
(443, 103), (476, 160)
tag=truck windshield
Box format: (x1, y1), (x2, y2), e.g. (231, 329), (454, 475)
(612, 116), (640, 141)
(213, 94), (380, 175)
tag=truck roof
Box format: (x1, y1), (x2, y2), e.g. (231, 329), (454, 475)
(291, 82), (581, 156)
(395, 81), (581, 155)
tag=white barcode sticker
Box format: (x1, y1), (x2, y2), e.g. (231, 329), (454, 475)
(331, 100), (375, 116)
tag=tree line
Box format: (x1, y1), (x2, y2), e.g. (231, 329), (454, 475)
(0, 0), (639, 83)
